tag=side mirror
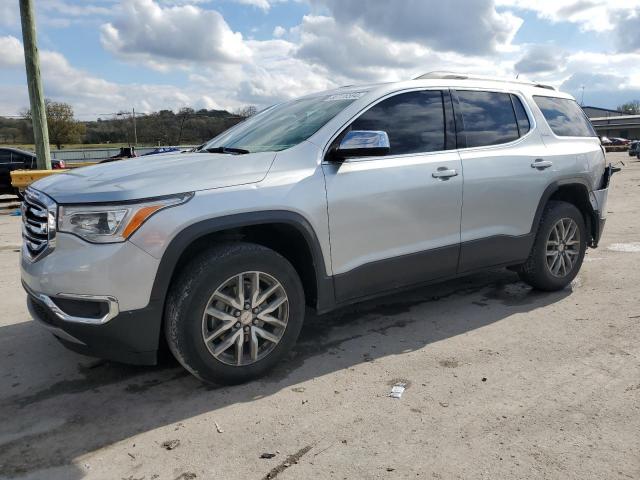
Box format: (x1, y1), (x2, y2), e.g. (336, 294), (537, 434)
(332, 130), (390, 160)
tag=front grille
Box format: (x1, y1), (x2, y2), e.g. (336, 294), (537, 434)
(22, 189), (56, 261)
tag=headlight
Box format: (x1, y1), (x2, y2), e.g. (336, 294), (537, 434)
(58, 193), (193, 243)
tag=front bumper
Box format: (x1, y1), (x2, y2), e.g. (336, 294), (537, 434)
(21, 232), (160, 312)
(20, 226), (164, 364)
(25, 288), (162, 365)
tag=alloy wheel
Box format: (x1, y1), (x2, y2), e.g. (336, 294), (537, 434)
(201, 271), (289, 366)
(545, 218), (580, 278)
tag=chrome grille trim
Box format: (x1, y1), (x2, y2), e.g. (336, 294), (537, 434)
(22, 188), (57, 262)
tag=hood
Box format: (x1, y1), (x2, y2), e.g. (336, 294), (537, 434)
(32, 151), (276, 203)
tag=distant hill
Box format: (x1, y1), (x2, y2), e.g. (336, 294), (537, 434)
(0, 108), (245, 147)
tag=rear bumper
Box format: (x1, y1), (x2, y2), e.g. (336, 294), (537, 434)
(589, 164), (617, 248)
(26, 291), (162, 365)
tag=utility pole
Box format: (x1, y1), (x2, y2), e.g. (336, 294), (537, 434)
(580, 85), (585, 106)
(19, 0), (51, 169)
(132, 108), (137, 146)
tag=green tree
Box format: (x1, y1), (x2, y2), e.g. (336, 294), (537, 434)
(25, 99), (86, 149)
(617, 100), (640, 115)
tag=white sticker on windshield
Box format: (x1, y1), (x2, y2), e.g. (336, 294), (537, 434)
(324, 92), (366, 101)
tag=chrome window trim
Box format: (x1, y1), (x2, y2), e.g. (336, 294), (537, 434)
(321, 86), (540, 161)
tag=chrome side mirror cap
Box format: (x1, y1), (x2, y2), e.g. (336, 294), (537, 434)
(333, 130), (390, 160)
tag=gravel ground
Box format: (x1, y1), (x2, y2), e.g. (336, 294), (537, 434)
(0, 152), (638, 480)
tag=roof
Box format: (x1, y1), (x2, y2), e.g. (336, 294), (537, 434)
(583, 106), (624, 114)
(591, 114), (640, 121)
(0, 147), (36, 156)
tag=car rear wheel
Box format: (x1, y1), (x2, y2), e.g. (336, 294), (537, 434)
(518, 201), (587, 291)
(164, 242), (305, 384)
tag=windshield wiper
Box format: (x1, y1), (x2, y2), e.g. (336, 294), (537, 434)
(204, 146), (250, 155)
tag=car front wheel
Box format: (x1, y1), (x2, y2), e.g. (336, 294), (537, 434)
(165, 242), (305, 384)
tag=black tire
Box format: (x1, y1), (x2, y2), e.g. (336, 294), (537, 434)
(164, 242), (305, 384)
(518, 201), (587, 291)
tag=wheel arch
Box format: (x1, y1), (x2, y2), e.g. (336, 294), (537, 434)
(149, 211), (335, 318)
(532, 178), (598, 246)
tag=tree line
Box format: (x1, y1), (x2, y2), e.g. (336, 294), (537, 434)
(616, 100), (640, 115)
(0, 100), (253, 149)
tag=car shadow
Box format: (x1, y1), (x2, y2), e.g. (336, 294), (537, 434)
(0, 268), (572, 479)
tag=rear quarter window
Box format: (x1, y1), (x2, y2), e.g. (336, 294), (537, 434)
(533, 96), (596, 137)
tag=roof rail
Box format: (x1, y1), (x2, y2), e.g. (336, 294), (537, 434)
(413, 71), (556, 91)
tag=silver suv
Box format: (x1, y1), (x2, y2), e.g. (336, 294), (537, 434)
(21, 73), (614, 384)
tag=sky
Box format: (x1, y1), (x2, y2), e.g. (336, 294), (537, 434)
(1, 0), (640, 119)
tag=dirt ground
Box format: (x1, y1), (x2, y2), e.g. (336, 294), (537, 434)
(0, 152), (638, 480)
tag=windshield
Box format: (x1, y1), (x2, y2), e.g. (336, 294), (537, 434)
(204, 92), (365, 153)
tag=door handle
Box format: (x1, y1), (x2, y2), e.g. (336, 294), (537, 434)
(531, 159), (553, 169)
(432, 167), (458, 179)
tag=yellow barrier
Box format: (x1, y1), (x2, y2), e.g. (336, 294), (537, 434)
(10, 169), (69, 190)
(10, 162), (97, 191)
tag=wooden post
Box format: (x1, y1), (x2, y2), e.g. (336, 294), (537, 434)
(19, 0), (51, 170)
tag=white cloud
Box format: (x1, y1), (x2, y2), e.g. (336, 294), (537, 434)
(614, 8), (640, 53)
(0, 36), (24, 69)
(515, 45), (567, 74)
(100, 0), (252, 67)
(560, 71), (640, 107)
(496, 0), (640, 32)
(295, 15), (424, 81)
(512, 49), (640, 107)
(234, 0), (271, 11)
(294, 15), (518, 84)
(0, 31), (336, 118)
(0, 35), (245, 118)
(310, 0), (522, 55)
(6, 0), (640, 116)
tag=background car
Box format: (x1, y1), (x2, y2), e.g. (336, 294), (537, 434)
(0, 147), (65, 197)
(142, 147), (182, 156)
(628, 140), (640, 156)
(610, 137), (630, 145)
(99, 146), (138, 163)
(600, 136), (612, 145)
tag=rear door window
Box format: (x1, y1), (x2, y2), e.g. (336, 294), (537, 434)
(455, 91), (520, 147)
(533, 96), (596, 137)
(350, 90), (446, 155)
(10, 153), (27, 169)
